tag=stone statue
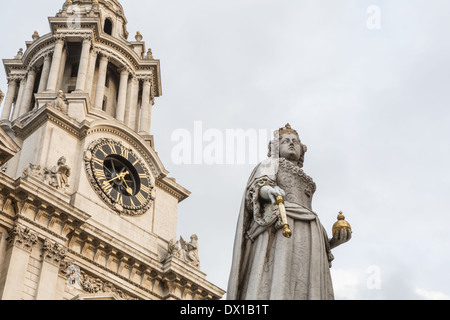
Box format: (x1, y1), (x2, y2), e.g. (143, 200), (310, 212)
(179, 235), (200, 268)
(44, 156), (71, 192)
(167, 239), (180, 257)
(227, 124), (352, 300)
(0, 89), (4, 106)
(22, 163), (43, 180)
(52, 90), (68, 114)
(164, 235), (201, 268)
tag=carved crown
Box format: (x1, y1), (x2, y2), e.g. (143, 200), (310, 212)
(279, 123), (299, 136)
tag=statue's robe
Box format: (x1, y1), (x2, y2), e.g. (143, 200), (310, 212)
(227, 157), (335, 300)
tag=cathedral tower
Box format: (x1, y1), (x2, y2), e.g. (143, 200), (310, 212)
(0, 0), (225, 300)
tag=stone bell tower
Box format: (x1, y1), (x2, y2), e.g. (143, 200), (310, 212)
(0, 0), (225, 300)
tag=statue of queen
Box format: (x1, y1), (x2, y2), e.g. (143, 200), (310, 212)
(227, 124), (352, 300)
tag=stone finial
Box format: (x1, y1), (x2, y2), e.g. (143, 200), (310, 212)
(135, 31), (143, 42)
(146, 48), (154, 60)
(14, 48), (23, 59)
(32, 31), (40, 41)
(92, 0), (99, 10)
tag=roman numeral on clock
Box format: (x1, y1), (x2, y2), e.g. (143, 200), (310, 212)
(140, 184), (151, 195)
(93, 167), (106, 179)
(102, 181), (113, 194)
(121, 147), (129, 159)
(135, 192), (147, 205)
(115, 192), (123, 205)
(92, 157), (104, 167)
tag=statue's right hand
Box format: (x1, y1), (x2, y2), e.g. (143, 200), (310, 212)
(260, 186), (286, 204)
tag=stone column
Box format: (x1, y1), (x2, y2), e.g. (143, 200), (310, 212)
(1, 77), (18, 120)
(0, 225), (38, 300)
(139, 78), (153, 134)
(115, 68), (129, 122)
(18, 67), (37, 117)
(75, 37), (92, 92)
(46, 37), (65, 92)
(93, 54), (109, 110)
(11, 77), (26, 120)
(85, 49), (98, 97)
(35, 239), (66, 300)
(124, 76), (138, 129)
(56, 47), (67, 92)
(37, 54), (52, 93)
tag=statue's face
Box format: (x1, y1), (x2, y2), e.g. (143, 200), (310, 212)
(279, 133), (302, 162)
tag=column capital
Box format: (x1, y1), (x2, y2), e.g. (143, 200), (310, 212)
(7, 224), (38, 253)
(43, 238), (67, 267)
(6, 75), (22, 83)
(81, 34), (93, 43)
(137, 75), (152, 83)
(97, 51), (111, 61)
(118, 66), (131, 75)
(53, 33), (67, 42)
(43, 52), (53, 60)
(27, 66), (38, 75)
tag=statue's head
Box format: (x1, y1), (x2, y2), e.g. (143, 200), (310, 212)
(58, 156), (67, 165)
(268, 124), (307, 167)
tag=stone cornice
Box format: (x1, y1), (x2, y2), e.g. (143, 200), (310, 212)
(156, 178), (191, 203)
(0, 127), (20, 165)
(11, 103), (90, 140)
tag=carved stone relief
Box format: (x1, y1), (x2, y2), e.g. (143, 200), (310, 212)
(22, 156), (71, 193)
(165, 235), (201, 268)
(7, 224), (38, 252)
(43, 238), (67, 266)
(59, 260), (138, 300)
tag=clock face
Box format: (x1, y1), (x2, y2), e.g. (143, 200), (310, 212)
(85, 138), (154, 216)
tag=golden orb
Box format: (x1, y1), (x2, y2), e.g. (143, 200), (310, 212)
(332, 211), (352, 235)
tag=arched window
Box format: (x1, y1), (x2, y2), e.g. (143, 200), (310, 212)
(104, 18), (113, 36)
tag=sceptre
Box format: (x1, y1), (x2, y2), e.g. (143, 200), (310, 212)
(276, 195), (292, 238)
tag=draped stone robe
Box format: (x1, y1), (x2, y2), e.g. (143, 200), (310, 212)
(227, 157), (335, 300)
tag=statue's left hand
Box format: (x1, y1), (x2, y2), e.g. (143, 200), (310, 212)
(329, 228), (352, 250)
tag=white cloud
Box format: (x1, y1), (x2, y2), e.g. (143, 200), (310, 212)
(331, 268), (367, 300)
(415, 288), (450, 300)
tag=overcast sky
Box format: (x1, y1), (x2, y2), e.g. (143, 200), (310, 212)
(2, 0), (450, 300)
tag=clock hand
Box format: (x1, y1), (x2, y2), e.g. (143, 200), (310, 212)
(106, 171), (128, 184)
(105, 174), (122, 184)
(120, 174), (133, 195)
